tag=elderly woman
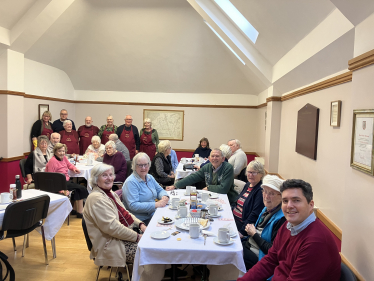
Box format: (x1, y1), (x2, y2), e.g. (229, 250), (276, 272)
(192, 137), (212, 159)
(103, 141), (127, 182)
(24, 135), (52, 187)
(98, 115), (117, 145)
(84, 135), (105, 162)
(150, 140), (174, 186)
(59, 120), (80, 155)
(123, 153), (169, 225)
(139, 118), (159, 161)
(30, 111), (53, 149)
(45, 143), (89, 217)
(83, 163), (146, 266)
(233, 160), (265, 237)
(242, 175), (286, 270)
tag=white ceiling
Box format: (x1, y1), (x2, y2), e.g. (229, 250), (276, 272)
(0, 0), (37, 29)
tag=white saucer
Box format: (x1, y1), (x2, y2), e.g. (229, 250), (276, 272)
(158, 218), (174, 225)
(208, 193), (219, 199)
(169, 206), (178, 210)
(0, 202), (10, 205)
(230, 232), (237, 238)
(213, 237), (234, 245)
(151, 231), (171, 240)
(207, 213), (221, 218)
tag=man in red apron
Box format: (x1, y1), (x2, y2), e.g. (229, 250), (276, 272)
(98, 115), (118, 145)
(78, 116), (99, 155)
(59, 120), (80, 155)
(117, 115), (140, 160)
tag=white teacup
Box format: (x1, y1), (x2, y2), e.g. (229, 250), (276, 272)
(186, 186), (192, 195)
(171, 197), (180, 208)
(189, 223), (201, 239)
(1, 192), (10, 203)
(178, 206), (188, 218)
(181, 157), (187, 164)
(218, 227), (230, 243)
(191, 186), (197, 193)
(201, 191), (209, 202)
(209, 204), (219, 216)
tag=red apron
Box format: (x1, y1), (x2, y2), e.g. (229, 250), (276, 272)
(41, 122), (53, 139)
(101, 125), (115, 145)
(79, 126), (96, 155)
(140, 130), (156, 161)
(120, 126), (136, 160)
(61, 131), (80, 154)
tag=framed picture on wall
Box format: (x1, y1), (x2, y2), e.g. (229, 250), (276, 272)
(143, 109), (184, 140)
(38, 104), (49, 119)
(330, 100), (342, 127)
(350, 109), (374, 175)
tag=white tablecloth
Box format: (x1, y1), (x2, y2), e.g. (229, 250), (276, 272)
(132, 190), (246, 281)
(175, 158), (206, 179)
(68, 160), (99, 192)
(0, 189), (72, 241)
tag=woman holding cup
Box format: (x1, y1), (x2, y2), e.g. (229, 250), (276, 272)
(192, 137), (211, 159)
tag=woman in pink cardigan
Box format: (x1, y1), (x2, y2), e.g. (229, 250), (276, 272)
(45, 143), (89, 218)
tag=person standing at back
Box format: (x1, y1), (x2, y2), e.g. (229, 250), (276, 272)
(117, 115), (140, 160)
(52, 109), (76, 133)
(98, 115), (117, 145)
(78, 116), (99, 155)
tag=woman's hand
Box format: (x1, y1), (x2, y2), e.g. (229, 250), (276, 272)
(73, 169), (81, 174)
(140, 224), (147, 233)
(245, 224), (256, 236)
(239, 232), (244, 239)
(202, 187), (208, 191)
(137, 234), (143, 242)
(26, 178), (33, 185)
(155, 200), (167, 208)
(161, 196), (169, 202)
(93, 153), (99, 160)
(166, 186), (175, 191)
(168, 174), (175, 179)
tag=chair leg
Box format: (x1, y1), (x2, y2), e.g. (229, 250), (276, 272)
(115, 267), (119, 278)
(109, 266), (113, 281)
(12, 237), (16, 251)
(40, 225), (49, 265)
(51, 237), (56, 259)
(67, 213), (70, 226)
(126, 264), (131, 281)
(22, 235), (27, 257)
(96, 266), (102, 281)
(26, 233), (30, 248)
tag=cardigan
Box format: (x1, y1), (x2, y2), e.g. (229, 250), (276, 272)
(103, 151), (127, 182)
(45, 155), (76, 181)
(139, 128), (159, 152)
(175, 161), (237, 204)
(30, 119), (53, 139)
(238, 219), (341, 281)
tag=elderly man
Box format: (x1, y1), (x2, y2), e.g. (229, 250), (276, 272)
(228, 139), (247, 178)
(109, 134), (130, 161)
(238, 179), (341, 281)
(98, 115), (117, 145)
(48, 132), (61, 153)
(167, 149), (237, 204)
(52, 109), (76, 132)
(117, 115), (140, 160)
(78, 116), (99, 155)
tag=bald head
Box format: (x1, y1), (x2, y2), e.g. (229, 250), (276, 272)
(125, 115), (133, 127)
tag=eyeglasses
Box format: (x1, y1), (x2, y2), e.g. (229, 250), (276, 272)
(247, 171), (259, 176)
(136, 163), (149, 168)
(262, 189), (280, 197)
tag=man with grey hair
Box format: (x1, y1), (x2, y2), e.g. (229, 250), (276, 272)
(78, 116), (99, 155)
(48, 132), (61, 153)
(52, 109), (76, 132)
(228, 139), (247, 178)
(109, 134), (130, 161)
(117, 115), (140, 160)
(167, 149), (237, 204)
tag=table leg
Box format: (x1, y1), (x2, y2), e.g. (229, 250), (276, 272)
(171, 264), (178, 281)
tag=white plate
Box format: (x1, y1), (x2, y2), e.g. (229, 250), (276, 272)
(168, 206), (178, 210)
(175, 218), (210, 230)
(213, 237), (234, 245)
(0, 202), (10, 205)
(158, 218), (174, 225)
(151, 231), (171, 240)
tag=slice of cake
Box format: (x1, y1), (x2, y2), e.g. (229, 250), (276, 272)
(199, 219), (208, 227)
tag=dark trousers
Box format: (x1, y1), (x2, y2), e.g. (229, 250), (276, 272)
(242, 241), (259, 270)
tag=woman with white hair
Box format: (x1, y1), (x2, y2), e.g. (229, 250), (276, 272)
(242, 175), (286, 270)
(122, 153), (169, 225)
(83, 135), (105, 161)
(103, 140), (127, 183)
(59, 119), (80, 155)
(150, 140), (174, 186)
(139, 118), (159, 161)
(83, 163), (146, 266)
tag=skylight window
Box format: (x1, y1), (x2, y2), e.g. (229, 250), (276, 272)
(205, 21), (245, 65)
(214, 0), (259, 44)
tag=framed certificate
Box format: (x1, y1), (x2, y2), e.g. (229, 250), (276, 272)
(330, 100), (341, 127)
(350, 109), (374, 175)
(38, 104), (49, 119)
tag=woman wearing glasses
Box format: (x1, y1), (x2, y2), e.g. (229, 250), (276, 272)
(122, 152), (169, 225)
(232, 160), (265, 237)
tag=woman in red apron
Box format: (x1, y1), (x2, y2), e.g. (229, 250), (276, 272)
(139, 119), (159, 161)
(60, 120), (80, 155)
(30, 110), (53, 150)
(120, 125), (136, 160)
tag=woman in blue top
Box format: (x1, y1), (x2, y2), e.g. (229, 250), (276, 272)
(192, 137), (211, 159)
(122, 152), (169, 225)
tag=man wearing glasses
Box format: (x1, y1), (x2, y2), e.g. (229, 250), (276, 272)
(117, 115), (140, 160)
(52, 109), (76, 132)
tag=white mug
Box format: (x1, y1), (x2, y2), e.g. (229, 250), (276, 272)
(178, 206), (188, 218)
(191, 186), (197, 193)
(181, 157), (187, 164)
(171, 197), (180, 208)
(201, 191), (209, 202)
(209, 204), (219, 216)
(186, 186), (192, 195)
(194, 154), (199, 158)
(1, 192), (10, 203)
(189, 223), (201, 239)
(218, 227), (230, 243)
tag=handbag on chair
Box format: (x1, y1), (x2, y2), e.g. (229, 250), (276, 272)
(0, 251), (15, 281)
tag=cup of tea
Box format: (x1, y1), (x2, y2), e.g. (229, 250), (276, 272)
(181, 158), (187, 164)
(1, 192), (11, 204)
(171, 197), (180, 208)
(186, 186), (192, 195)
(178, 206), (188, 218)
(209, 204), (219, 216)
(189, 223), (201, 239)
(201, 191), (209, 202)
(218, 227), (230, 243)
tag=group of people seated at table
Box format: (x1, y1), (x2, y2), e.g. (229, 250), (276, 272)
(29, 109), (341, 280)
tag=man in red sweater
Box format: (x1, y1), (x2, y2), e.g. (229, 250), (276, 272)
(238, 179), (341, 281)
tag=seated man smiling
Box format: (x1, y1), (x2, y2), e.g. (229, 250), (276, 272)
(167, 148), (237, 204)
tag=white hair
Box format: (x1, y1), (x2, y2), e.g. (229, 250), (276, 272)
(109, 134), (119, 141)
(247, 160), (265, 179)
(158, 140), (171, 154)
(228, 139), (241, 148)
(63, 120), (72, 127)
(219, 144), (232, 159)
(105, 140), (116, 150)
(89, 163), (115, 188)
(132, 152), (151, 171)
(91, 135), (101, 143)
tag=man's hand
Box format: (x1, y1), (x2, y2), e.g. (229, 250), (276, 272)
(166, 186), (176, 191)
(202, 187), (208, 191)
(135, 150), (139, 154)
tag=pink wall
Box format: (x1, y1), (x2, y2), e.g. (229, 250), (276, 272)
(0, 159), (22, 193)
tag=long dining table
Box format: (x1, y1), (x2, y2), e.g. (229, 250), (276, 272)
(68, 158), (100, 192)
(132, 189), (246, 281)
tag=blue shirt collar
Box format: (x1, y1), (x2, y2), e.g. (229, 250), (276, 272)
(286, 212), (316, 236)
(133, 172), (148, 183)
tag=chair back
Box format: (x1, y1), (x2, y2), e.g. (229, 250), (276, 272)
(19, 158), (27, 181)
(126, 160), (133, 178)
(340, 262), (357, 281)
(33, 172), (67, 193)
(82, 218), (92, 252)
(1, 195), (50, 235)
(238, 167), (248, 183)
